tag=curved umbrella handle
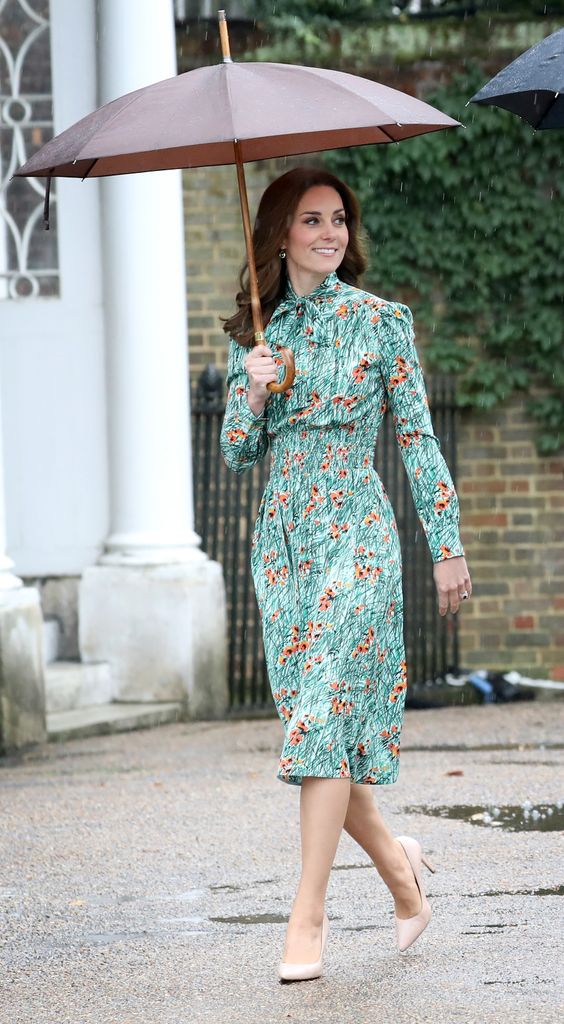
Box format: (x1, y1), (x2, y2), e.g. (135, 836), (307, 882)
(267, 346), (295, 393)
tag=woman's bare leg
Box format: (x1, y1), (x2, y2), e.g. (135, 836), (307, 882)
(343, 782), (423, 918)
(283, 776), (350, 963)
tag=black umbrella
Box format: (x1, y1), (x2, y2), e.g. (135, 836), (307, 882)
(470, 27), (564, 130)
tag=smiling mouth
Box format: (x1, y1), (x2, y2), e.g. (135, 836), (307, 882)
(313, 248), (338, 255)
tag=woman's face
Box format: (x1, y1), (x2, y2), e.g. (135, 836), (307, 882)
(282, 185), (349, 285)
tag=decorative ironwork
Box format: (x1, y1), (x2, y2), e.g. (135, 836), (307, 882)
(0, 0), (59, 299)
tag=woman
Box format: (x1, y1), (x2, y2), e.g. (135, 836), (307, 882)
(220, 167), (472, 982)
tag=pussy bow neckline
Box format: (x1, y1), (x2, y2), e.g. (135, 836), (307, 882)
(267, 271), (347, 349)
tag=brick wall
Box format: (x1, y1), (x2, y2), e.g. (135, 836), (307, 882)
(456, 403), (564, 680)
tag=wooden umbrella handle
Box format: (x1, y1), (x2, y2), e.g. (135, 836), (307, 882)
(232, 141), (295, 393)
(260, 345), (295, 394)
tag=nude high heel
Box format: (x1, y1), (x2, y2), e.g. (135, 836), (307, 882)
(394, 835), (436, 952)
(278, 913), (330, 982)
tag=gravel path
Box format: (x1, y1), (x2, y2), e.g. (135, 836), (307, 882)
(1, 702), (563, 1024)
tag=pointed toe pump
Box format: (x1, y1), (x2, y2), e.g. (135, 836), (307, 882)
(278, 913), (330, 982)
(394, 835), (436, 953)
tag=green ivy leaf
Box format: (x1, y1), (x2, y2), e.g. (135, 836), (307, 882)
(323, 64), (564, 454)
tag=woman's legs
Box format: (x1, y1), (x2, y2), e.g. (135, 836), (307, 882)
(343, 782), (423, 918)
(282, 777), (422, 963)
(283, 776), (350, 963)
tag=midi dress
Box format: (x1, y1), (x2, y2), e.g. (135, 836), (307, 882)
(220, 271), (465, 788)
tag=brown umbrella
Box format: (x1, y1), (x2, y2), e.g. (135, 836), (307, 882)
(15, 11), (461, 392)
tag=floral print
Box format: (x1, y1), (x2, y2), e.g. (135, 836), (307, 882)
(220, 271), (464, 787)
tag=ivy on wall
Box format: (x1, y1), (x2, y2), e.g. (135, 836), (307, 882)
(322, 67), (564, 454)
(244, 2), (564, 66)
(247, 1), (564, 23)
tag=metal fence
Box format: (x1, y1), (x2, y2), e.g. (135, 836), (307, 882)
(191, 366), (460, 714)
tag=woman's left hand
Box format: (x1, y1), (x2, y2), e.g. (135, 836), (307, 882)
(433, 555), (472, 616)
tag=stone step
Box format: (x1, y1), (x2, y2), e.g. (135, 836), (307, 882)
(45, 661), (113, 712)
(43, 617), (61, 665)
(47, 701), (185, 742)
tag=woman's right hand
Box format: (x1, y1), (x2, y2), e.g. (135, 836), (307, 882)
(244, 344), (278, 414)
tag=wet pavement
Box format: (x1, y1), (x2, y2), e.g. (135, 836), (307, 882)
(1, 702), (563, 1024)
(403, 800), (564, 831)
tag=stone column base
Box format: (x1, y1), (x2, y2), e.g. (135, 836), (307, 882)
(0, 587), (46, 755)
(79, 559), (228, 718)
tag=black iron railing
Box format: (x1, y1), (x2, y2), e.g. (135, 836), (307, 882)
(191, 366), (460, 714)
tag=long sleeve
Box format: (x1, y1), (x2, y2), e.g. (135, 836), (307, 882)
(219, 337), (270, 473)
(376, 302), (465, 563)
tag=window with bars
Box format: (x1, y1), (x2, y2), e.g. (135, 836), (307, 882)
(0, 0), (59, 300)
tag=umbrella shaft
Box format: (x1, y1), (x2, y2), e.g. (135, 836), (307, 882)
(234, 140), (264, 343)
(218, 10), (233, 64)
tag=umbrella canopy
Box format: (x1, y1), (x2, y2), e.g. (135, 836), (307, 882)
(470, 27), (564, 130)
(16, 61), (459, 180)
(15, 12), (461, 393)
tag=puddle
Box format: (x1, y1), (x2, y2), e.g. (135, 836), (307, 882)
(332, 863), (371, 871)
(342, 924), (387, 932)
(403, 802), (564, 832)
(462, 923), (519, 934)
(210, 912), (287, 925)
(483, 979), (526, 986)
(209, 878), (277, 893)
(464, 886), (564, 898)
(470, 923), (517, 928)
(483, 978), (554, 987)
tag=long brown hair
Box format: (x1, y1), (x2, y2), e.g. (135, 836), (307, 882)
(222, 167), (368, 347)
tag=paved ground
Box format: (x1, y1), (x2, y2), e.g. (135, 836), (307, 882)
(1, 702), (563, 1024)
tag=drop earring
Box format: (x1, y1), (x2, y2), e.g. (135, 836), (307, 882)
(279, 248), (286, 259)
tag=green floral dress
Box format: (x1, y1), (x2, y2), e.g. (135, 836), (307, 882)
(220, 271), (464, 788)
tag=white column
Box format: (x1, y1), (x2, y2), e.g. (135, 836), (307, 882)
(80, 0), (228, 713)
(97, 0), (203, 565)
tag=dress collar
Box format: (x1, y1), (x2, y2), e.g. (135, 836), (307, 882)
(269, 271), (344, 325)
(283, 270), (340, 304)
